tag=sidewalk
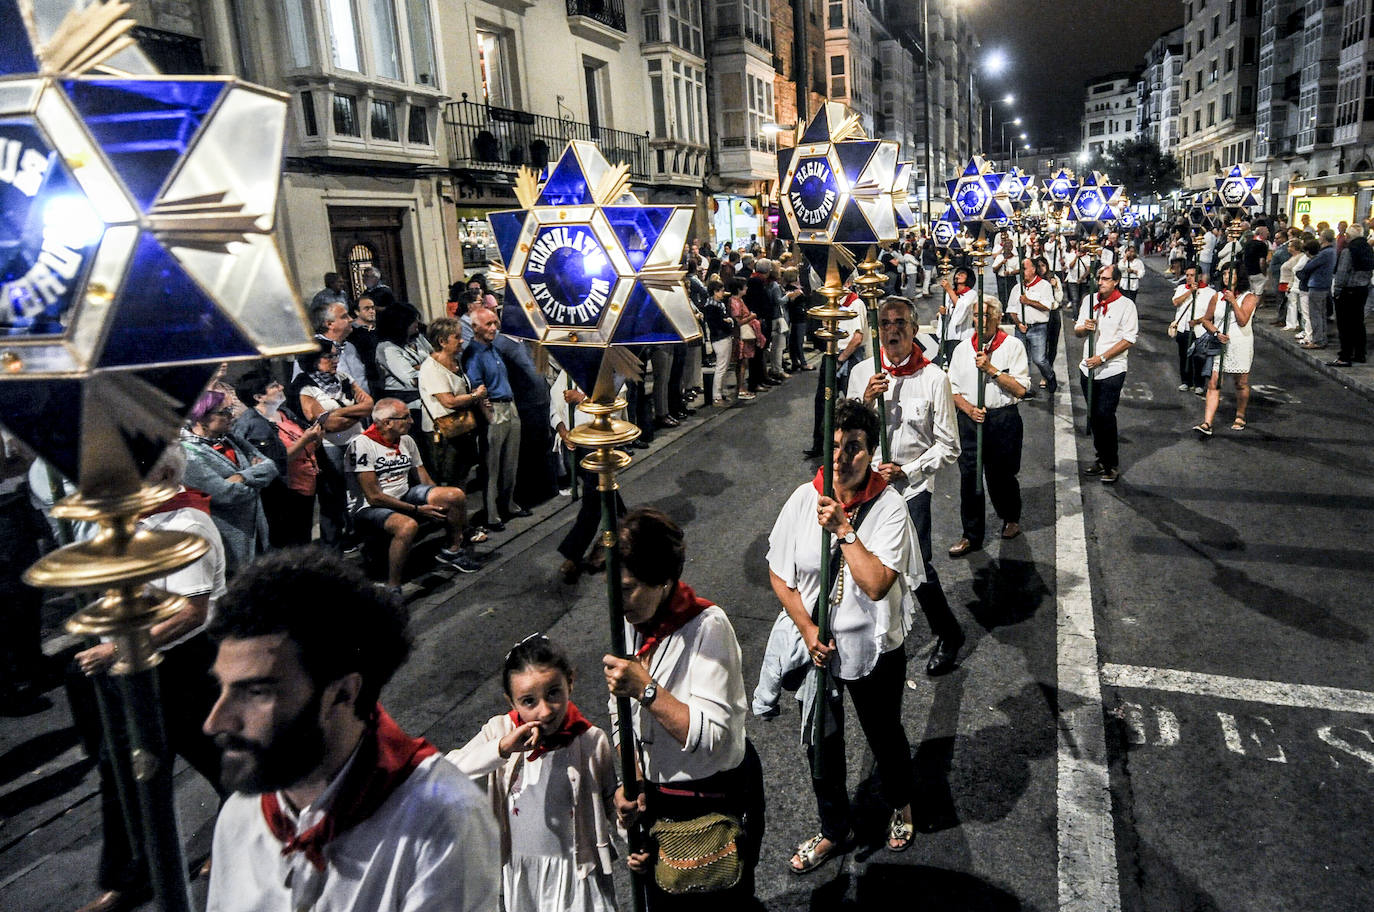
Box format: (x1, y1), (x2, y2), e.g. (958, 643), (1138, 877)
(1143, 255), (1374, 404)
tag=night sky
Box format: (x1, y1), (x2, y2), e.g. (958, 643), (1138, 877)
(962, 0), (1185, 153)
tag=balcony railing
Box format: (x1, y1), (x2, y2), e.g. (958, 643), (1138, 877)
(567, 0), (626, 33)
(445, 97), (648, 180)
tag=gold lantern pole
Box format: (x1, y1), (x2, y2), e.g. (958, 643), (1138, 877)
(854, 247), (893, 464)
(25, 485), (206, 912)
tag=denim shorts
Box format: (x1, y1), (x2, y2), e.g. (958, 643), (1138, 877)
(353, 484), (435, 531)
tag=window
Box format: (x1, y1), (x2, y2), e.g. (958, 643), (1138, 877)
(830, 54), (846, 98)
(366, 0), (402, 80)
(1242, 36), (1256, 66)
(648, 61), (667, 137)
(1228, 0), (1236, 24)
(300, 90), (318, 135)
(1212, 14), (1219, 39)
(1240, 85), (1253, 115)
(1194, 109), (1201, 131)
(327, 0), (362, 71)
(584, 57), (609, 133)
(1225, 47), (1234, 73)
(475, 27), (518, 108)
(1210, 58), (1218, 83)
(333, 93), (360, 135)
(1222, 92), (1232, 119)
(281, 0), (313, 68)
(1089, 120), (1105, 136)
(828, 0), (843, 29)
(405, 0), (437, 86)
(407, 105), (428, 144)
(370, 98), (398, 140)
(1207, 101), (1216, 125)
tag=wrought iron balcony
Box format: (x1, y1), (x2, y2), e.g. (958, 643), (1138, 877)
(567, 0), (626, 32)
(445, 97), (648, 181)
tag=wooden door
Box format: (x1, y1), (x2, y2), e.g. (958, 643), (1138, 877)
(328, 207), (409, 304)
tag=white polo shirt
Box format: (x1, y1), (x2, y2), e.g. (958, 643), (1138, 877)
(947, 333), (1031, 410)
(846, 354), (960, 496)
(1009, 275), (1055, 326)
(1075, 292), (1139, 380)
(944, 286), (979, 340)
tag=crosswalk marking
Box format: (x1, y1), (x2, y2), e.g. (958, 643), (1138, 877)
(1100, 662), (1374, 714)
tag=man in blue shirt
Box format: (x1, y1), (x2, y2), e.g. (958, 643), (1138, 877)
(462, 308), (528, 530)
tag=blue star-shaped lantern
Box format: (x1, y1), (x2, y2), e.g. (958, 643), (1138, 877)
(1214, 164), (1262, 216)
(0, 0), (312, 493)
(892, 161), (916, 231)
(1070, 171), (1120, 224)
(776, 101), (899, 280)
(1004, 167), (1034, 210)
(1043, 168), (1078, 207)
(489, 140), (698, 394)
(930, 206), (963, 253)
(945, 156), (1013, 225)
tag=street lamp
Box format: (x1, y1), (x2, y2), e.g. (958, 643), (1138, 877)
(987, 94), (1016, 164)
(1000, 117), (1022, 170)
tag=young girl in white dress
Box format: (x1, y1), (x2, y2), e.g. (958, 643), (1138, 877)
(449, 635), (619, 912)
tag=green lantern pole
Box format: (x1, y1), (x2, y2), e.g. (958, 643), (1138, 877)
(1081, 236), (1103, 436)
(855, 250), (893, 464)
(567, 401), (647, 912)
(971, 236), (992, 495)
(936, 249), (953, 368)
(807, 263), (857, 768)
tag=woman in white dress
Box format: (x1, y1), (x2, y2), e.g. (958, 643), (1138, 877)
(450, 635), (619, 912)
(1194, 265), (1257, 436)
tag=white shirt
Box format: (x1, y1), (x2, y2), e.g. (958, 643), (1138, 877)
(992, 250), (1019, 276)
(417, 356), (468, 432)
(299, 373), (363, 449)
(944, 286), (978, 340)
(947, 334), (1031, 410)
(138, 502), (226, 649)
(617, 605), (747, 784)
(1172, 284), (1217, 338)
(207, 753), (498, 912)
(846, 356), (960, 496)
(767, 483), (923, 681)
(1065, 251), (1089, 283)
(1009, 276), (1055, 326)
(1044, 238), (1066, 272)
(345, 433), (423, 514)
(1075, 292), (1139, 379)
(1118, 256), (1146, 293)
(1201, 231), (1220, 261)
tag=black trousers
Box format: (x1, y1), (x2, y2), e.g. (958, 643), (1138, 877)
(1176, 333), (1202, 388)
(1080, 371), (1127, 470)
(808, 646), (913, 842)
(905, 490), (961, 642)
(1046, 308), (1063, 364)
(557, 461), (625, 562)
(643, 740), (764, 910)
(316, 444), (349, 549)
(1334, 286), (1369, 362)
(261, 483), (315, 548)
(67, 634), (224, 894)
(956, 407), (1023, 545)
(995, 274), (1012, 306)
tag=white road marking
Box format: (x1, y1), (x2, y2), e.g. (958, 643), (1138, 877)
(1317, 727), (1374, 771)
(1100, 663), (1374, 714)
(1053, 338), (1122, 911)
(1217, 711), (1288, 763)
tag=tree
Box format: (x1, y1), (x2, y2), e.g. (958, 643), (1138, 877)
(1103, 136), (1182, 202)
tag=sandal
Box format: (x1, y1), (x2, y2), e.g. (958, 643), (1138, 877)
(888, 810), (914, 852)
(788, 833), (846, 875)
(1231, 417), (1247, 431)
(1193, 422), (1213, 437)
(467, 527), (489, 545)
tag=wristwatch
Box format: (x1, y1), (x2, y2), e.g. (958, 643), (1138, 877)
(639, 681), (658, 707)
(840, 529), (857, 545)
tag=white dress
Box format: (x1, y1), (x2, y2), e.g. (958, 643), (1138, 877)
(1218, 294), (1255, 374)
(505, 750), (616, 912)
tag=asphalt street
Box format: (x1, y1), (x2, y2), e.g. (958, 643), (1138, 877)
(1, 262), (1370, 911)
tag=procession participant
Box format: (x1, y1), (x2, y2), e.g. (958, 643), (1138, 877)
(767, 400), (924, 873)
(1192, 265), (1257, 436)
(1075, 265), (1139, 484)
(947, 296), (1030, 557)
(1007, 258), (1057, 395)
(1034, 256), (1066, 371)
(991, 235), (1019, 306)
(450, 634), (619, 912)
(936, 266), (978, 365)
(602, 509), (761, 908)
(1118, 245), (1146, 297)
(1044, 231), (1066, 282)
(846, 297), (964, 674)
(1064, 238), (1089, 308)
(203, 548), (499, 911)
(1170, 264), (1214, 393)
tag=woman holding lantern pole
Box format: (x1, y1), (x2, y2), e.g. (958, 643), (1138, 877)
(767, 399), (924, 873)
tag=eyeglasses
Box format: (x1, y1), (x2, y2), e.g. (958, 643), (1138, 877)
(382, 415), (412, 424)
(878, 319), (909, 329)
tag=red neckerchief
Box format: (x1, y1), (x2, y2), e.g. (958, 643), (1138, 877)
(842, 291), (860, 308)
(507, 701), (593, 761)
(260, 706), (436, 872)
(141, 488), (211, 519)
(361, 423), (400, 452)
(212, 441), (239, 467)
(812, 467), (887, 510)
(634, 582), (712, 657)
(1026, 275), (1043, 288)
(971, 330), (1009, 353)
(1095, 289), (1122, 315)
(881, 347), (930, 377)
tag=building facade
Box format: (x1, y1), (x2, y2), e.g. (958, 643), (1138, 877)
(1082, 72), (1141, 158)
(1176, 0), (1261, 192)
(1138, 28), (1186, 154)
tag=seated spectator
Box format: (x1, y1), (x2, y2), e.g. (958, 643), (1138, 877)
(233, 370), (322, 548)
(346, 398), (480, 593)
(291, 340), (373, 550)
(181, 391), (278, 575)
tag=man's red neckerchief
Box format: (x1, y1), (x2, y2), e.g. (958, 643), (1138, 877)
(881, 348), (930, 377)
(1096, 289), (1122, 315)
(260, 706), (437, 872)
(970, 330), (1008, 354)
(361, 423), (399, 452)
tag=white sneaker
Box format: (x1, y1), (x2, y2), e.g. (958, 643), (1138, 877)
(1177, 383), (1189, 391)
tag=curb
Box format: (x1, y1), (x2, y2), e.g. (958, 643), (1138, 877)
(1142, 256), (1374, 405)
